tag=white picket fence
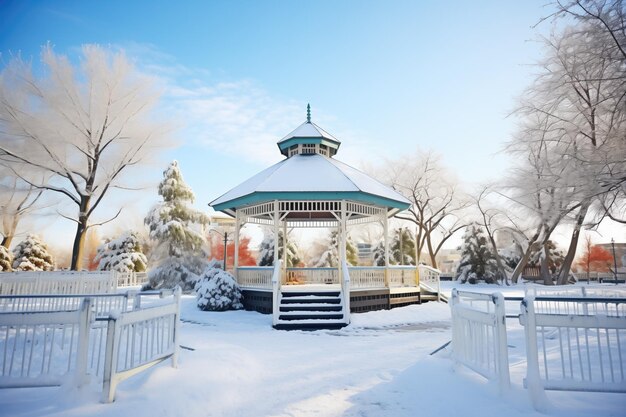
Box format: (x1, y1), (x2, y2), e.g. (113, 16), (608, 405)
(450, 289), (626, 410)
(450, 289), (510, 390)
(520, 295), (626, 410)
(0, 271), (149, 295)
(0, 289), (180, 403)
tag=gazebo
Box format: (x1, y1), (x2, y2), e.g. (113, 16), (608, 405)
(210, 106), (441, 329)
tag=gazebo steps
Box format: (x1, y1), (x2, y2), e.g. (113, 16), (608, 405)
(280, 304), (343, 312)
(274, 290), (348, 330)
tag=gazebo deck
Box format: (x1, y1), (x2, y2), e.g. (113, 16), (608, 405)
(236, 265), (441, 314)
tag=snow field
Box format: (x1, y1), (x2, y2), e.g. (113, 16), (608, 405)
(0, 293), (624, 417)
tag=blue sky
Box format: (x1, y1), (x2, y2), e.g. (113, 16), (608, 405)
(6, 0), (617, 249)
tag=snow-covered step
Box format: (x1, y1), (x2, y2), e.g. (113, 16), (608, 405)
(279, 303), (343, 312)
(274, 318), (347, 331)
(278, 311), (344, 321)
(280, 295), (341, 305)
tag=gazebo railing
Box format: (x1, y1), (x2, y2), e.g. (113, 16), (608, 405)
(235, 266), (436, 291)
(237, 267), (273, 289)
(388, 266), (419, 288)
(284, 267), (338, 285)
(349, 267), (386, 289)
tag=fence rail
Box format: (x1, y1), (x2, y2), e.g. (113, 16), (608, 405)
(450, 289), (510, 390)
(521, 295), (626, 409)
(237, 267), (273, 289)
(0, 289), (180, 403)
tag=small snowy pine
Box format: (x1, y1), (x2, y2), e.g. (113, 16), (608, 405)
(95, 231), (148, 272)
(12, 234), (54, 271)
(195, 261), (243, 311)
(390, 228), (416, 265)
(313, 230), (358, 267)
(455, 223), (498, 284)
(145, 161), (209, 291)
(258, 230), (301, 267)
(0, 245), (12, 271)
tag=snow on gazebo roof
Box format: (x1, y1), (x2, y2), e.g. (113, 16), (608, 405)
(278, 120), (340, 144)
(210, 153), (411, 214)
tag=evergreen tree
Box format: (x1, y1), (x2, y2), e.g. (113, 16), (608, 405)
(145, 161), (209, 291)
(373, 241), (387, 266)
(390, 228), (416, 265)
(257, 230), (301, 267)
(455, 223), (498, 284)
(314, 230), (358, 267)
(12, 234), (54, 271)
(95, 231), (148, 272)
(0, 245), (12, 271)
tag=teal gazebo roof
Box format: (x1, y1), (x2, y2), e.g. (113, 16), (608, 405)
(210, 107), (410, 217)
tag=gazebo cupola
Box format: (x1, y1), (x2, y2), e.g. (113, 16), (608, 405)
(277, 104), (341, 158)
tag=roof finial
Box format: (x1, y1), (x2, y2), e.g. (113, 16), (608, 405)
(306, 103), (311, 123)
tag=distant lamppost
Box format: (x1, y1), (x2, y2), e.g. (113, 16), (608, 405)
(611, 238), (618, 285)
(209, 229), (231, 270)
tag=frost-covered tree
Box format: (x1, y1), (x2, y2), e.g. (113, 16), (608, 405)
(195, 260), (243, 311)
(0, 245), (12, 271)
(455, 224), (498, 284)
(0, 45), (168, 270)
(12, 234), (54, 271)
(0, 172), (43, 249)
(145, 161), (209, 291)
(373, 241), (386, 266)
(257, 230), (301, 267)
(313, 230), (358, 267)
(95, 231), (148, 272)
(377, 150), (469, 268)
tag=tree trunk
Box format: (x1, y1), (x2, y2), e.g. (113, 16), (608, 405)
(427, 235), (438, 269)
(557, 203), (589, 285)
(70, 197), (91, 270)
(511, 226), (542, 283)
(541, 242), (552, 285)
(2, 216), (19, 248)
(1, 235), (12, 248)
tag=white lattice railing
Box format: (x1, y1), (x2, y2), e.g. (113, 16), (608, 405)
(0, 293), (136, 317)
(116, 272), (148, 288)
(520, 295), (626, 410)
(0, 271), (117, 295)
(387, 267), (418, 288)
(450, 290), (510, 391)
(284, 267), (338, 285)
(418, 264), (441, 297)
(349, 267), (386, 289)
(237, 267), (273, 289)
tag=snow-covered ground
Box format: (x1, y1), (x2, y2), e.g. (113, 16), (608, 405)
(1, 293), (624, 417)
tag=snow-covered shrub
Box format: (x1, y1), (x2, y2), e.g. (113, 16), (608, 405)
(95, 231), (148, 272)
(145, 161), (209, 291)
(455, 224), (498, 284)
(0, 245), (12, 271)
(313, 230), (358, 267)
(12, 234), (54, 271)
(195, 261), (243, 311)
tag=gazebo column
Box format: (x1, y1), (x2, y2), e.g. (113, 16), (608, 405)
(282, 219), (288, 280)
(273, 200), (281, 278)
(234, 210), (240, 278)
(383, 213), (390, 288)
(338, 200), (347, 282)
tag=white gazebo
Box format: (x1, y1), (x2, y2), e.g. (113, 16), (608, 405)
(210, 106), (441, 329)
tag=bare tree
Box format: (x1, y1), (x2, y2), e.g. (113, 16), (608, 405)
(382, 150), (469, 269)
(0, 45), (168, 270)
(0, 174), (42, 248)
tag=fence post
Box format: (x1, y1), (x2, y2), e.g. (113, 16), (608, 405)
(75, 298), (93, 387)
(450, 289), (459, 360)
(101, 313), (121, 403)
(521, 296), (549, 411)
(171, 286), (181, 368)
(493, 293), (510, 391)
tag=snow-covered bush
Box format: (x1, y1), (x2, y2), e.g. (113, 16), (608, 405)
(95, 231), (148, 272)
(12, 234), (54, 271)
(0, 245), (12, 271)
(195, 261), (243, 311)
(455, 224), (498, 284)
(145, 161), (209, 291)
